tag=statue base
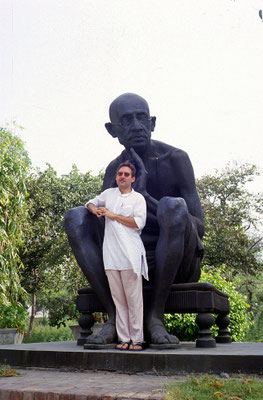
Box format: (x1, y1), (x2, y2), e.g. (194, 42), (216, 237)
(84, 343), (116, 350)
(0, 341), (262, 375)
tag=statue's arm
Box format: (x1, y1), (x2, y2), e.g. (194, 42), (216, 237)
(129, 149), (158, 218)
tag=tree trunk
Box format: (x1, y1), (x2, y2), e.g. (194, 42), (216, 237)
(28, 293), (37, 337)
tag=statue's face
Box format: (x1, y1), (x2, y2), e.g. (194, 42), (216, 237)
(110, 96), (153, 153)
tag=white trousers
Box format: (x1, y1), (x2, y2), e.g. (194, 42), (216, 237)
(106, 269), (144, 343)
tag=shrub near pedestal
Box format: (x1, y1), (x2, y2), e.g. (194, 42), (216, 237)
(0, 304), (29, 344)
(164, 266), (252, 342)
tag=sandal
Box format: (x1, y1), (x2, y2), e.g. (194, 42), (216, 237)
(129, 341), (144, 351)
(116, 341), (130, 351)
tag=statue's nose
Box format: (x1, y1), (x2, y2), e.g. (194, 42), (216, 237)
(131, 116), (143, 130)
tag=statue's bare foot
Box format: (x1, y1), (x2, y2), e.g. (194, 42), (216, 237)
(86, 321), (117, 344)
(146, 319), (179, 345)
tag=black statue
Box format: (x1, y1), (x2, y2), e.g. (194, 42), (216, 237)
(65, 93), (204, 345)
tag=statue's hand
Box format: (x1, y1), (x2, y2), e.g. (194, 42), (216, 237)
(130, 148), (148, 195)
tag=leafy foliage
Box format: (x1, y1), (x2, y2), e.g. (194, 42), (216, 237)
(41, 291), (79, 327)
(164, 313), (198, 342)
(21, 164), (103, 289)
(20, 164), (103, 330)
(0, 304), (29, 333)
(0, 125), (31, 304)
(23, 318), (73, 343)
(244, 273), (263, 342)
(196, 163), (263, 341)
(164, 266), (252, 342)
(200, 266), (253, 341)
(0, 364), (21, 377)
(197, 162), (263, 277)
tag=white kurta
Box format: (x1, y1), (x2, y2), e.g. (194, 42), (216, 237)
(87, 188), (148, 280)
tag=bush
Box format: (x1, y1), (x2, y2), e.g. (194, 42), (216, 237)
(40, 291), (79, 327)
(164, 265), (253, 342)
(0, 304), (29, 333)
(244, 303), (263, 342)
(23, 318), (74, 343)
(245, 319), (263, 342)
(164, 312), (199, 341)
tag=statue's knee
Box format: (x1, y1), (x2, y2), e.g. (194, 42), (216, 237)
(157, 197), (188, 230)
(64, 206), (87, 237)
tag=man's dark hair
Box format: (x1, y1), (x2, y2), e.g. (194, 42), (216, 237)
(116, 161), (136, 177)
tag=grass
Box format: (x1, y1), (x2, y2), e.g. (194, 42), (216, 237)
(0, 364), (20, 377)
(23, 318), (74, 343)
(164, 376), (263, 400)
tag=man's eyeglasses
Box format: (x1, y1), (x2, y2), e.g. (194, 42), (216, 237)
(117, 172), (132, 177)
(111, 114), (151, 128)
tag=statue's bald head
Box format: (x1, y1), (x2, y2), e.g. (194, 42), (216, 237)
(109, 93), (150, 123)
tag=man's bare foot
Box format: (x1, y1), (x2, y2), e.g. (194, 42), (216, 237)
(86, 321), (117, 344)
(146, 319), (179, 345)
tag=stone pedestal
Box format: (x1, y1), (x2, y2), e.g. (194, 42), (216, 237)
(76, 283), (231, 348)
(70, 322), (104, 342)
(0, 328), (24, 345)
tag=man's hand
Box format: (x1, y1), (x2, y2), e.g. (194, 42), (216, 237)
(87, 203), (106, 218)
(97, 207), (138, 228)
(98, 207), (113, 219)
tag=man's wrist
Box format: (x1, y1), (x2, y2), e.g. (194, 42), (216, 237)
(87, 203), (97, 214)
(108, 212), (116, 220)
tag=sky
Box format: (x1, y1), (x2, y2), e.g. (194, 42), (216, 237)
(1, 0), (263, 192)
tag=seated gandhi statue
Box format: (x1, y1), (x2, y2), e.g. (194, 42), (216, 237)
(65, 93), (204, 346)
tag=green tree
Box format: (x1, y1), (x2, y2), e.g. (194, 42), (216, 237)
(0, 125), (31, 304)
(197, 163), (263, 280)
(244, 273), (263, 342)
(20, 164), (103, 333)
(196, 163), (263, 341)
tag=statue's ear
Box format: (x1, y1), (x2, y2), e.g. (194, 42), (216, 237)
(105, 122), (117, 138)
(151, 116), (156, 132)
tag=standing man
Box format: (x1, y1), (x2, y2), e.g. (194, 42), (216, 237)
(86, 161), (148, 351)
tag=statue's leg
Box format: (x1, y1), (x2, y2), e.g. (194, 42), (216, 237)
(174, 215), (203, 284)
(145, 197), (199, 345)
(65, 206), (116, 344)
